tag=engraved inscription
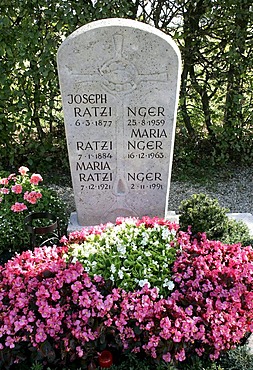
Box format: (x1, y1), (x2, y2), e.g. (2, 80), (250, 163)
(127, 172), (162, 182)
(77, 141), (113, 151)
(127, 107), (165, 117)
(67, 94), (107, 104)
(74, 106), (112, 117)
(130, 128), (167, 138)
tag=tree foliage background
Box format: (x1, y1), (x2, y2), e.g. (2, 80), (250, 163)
(0, 0), (252, 174)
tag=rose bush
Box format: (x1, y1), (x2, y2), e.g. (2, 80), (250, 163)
(0, 166), (67, 255)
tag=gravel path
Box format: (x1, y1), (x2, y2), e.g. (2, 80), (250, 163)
(168, 167), (253, 214)
(52, 167), (253, 216)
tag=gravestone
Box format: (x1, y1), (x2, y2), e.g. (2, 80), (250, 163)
(57, 18), (181, 227)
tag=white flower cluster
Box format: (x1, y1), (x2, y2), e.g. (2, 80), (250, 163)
(67, 219), (178, 296)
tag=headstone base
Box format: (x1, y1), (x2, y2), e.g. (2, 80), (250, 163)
(67, 212), (86, 234)
(67, 211), (181, 234)
(165, 211), (179, 223)
(67, 211), (253, 236)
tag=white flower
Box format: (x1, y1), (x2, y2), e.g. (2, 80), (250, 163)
(144, 251), (151, 257)
(117, 244), (126, 255)
(171, 229), (177, 236)
(131, 243), (137, 250)
(162, 227), (170, 239)
(138, 279), (150, 288)
(167, 281), (175, 290)
(110, 264), (116, 273)
(118, 270), (124, 279)
(163, 278), (175, 290)
(153, 240), (159, 246)
(141, 232), (149, 246)
(141, 239), (148, 246)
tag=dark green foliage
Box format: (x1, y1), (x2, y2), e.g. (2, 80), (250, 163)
(177, 354), (224, 370)
(0, 1), (253, 171)
(179, 193), (251, 243)
(179, 193), (229, 239)
(219, 344), (253, 370)
(221, 218), (252, 246)
(0, 0), (136, 174)
(141, 0), (253, 166)
(109, 353), (177, 370)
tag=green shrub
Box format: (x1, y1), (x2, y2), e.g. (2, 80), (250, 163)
(179, 193), (251, 244)
(177, 354), (224, 370)
(109, 353), (177, 370)
(219, 344), (253, 370)
(221, 218), (251, 246)
(0, 166), (68, 257)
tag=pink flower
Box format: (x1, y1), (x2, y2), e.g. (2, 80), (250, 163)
(19, 166), (29, 175)
(35, 323), (47, 343)
(24, 191), (42, 204)
(8, 173), (16, 180)
(173, 330), (182, 342)
(175, 348), (186, 361)
(162, 352), (171, 362)
(76, 346), (84, 357)
(30, 173), (43, 185)
(0, 188), (9, 194)
(11, 202), (28, 212)
(0, 177), (8, 185)
(11, 184), (23, 194)
(5, 336), (15, 348)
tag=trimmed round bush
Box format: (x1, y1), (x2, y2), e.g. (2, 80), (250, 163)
(179, 193), (251, 244)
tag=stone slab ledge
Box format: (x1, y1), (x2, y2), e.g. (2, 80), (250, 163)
(67, 211), (253, 237)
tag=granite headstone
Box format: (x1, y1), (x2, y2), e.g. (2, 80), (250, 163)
(57, 18), (181, 227)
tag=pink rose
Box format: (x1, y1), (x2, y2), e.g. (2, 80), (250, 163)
(19, 166), (29, 176)
(30, 173), (43, 185)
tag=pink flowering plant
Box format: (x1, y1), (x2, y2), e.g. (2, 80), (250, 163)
(170, 232), (253, 361)
(0, 218), (253, 369)
(0, 245), (112, 369)
(0, 166), (67, 254)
